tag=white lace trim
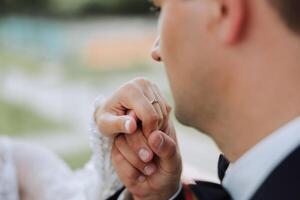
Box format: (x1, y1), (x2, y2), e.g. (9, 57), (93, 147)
(89, 95), (123, 199)
(0, 95), (123, 200)
(0, 137), (19, 200)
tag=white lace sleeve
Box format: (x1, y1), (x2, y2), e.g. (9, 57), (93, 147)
(87, 95), (123, 198)
(1, 96), (123, 200)
(11, 96), (124, 200)
(0, 138), (19, 200)
(64, 95), (123, 199)
(11, 127), (123, 200)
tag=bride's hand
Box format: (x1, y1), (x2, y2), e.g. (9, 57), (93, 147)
(95, 77), (171, 138)
(95, 78), (172, 163)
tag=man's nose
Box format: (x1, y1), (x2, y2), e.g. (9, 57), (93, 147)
(151, 37), (162, 62)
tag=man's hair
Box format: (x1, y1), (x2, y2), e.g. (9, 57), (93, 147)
(269, 0), (300, 33)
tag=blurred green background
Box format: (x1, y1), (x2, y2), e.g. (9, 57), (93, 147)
(0, 0), (153, 16)
(0, 0), (220, 181)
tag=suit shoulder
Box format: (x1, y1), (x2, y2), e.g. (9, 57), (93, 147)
(251, 145), (300, 200)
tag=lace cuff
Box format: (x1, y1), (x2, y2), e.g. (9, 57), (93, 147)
(0, 138), (19, 200)
(89, 95), (124, 199)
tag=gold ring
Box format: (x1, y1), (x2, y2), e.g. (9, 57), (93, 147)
(150, 98), (159, 105)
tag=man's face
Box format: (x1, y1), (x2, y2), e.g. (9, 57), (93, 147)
(152, 0), (234, 131)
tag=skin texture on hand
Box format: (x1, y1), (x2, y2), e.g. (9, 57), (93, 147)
(95, 78), (171, 138)
(112, 121), (182, 200)
(94, 78), (172, 168)
(94, 78), (181, 199)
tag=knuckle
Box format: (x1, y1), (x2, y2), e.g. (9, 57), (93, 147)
(132, 158), (146, 171)
(158, 113), (164, 122)
(161, 121), (168, 131)
(120, 82), (139, 95)
(166, 104), (172, 113)
(147, 113), (160, 124)
(162, 112), (168, 121)
(126, 85), (141, 97)
(133, 77), (150, 86)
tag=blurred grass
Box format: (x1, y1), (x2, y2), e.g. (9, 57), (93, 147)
(0, 0), (153, 16)
(0, 97), (68, 136)
(62, 149), (92, 169)
(0, 47), (43, 74)
(62, 59), (153, 84)
(0, 46), (154, 84)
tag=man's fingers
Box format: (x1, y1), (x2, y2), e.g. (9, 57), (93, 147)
(148, 131), (182, 174)
(111, 144), (146, 189)
(115, 134), (156, 176)
(125, 129), (154, 163)
(96, 113), (137, 137)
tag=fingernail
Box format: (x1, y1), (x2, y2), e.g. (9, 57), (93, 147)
(139, 148), (150, 162)
(125, 119), (131, 133)
(144, 165), (156, 176)
(155, 133), (164, 150)
(138, 175), (146, 182)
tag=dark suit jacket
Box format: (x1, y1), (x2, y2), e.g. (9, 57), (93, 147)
(174, 145), (300, 200)
(250, 145), (300, 200)
(108, 145), (300, 200)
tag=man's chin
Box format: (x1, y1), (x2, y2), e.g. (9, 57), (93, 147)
(174, 107), (194, 127)
(175, 106), (211, 134)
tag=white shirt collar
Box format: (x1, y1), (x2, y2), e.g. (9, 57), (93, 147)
(223, 116), (300, 200)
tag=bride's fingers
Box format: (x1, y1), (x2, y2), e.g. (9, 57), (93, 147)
(117, 81), (161, 136)
(152, 83), (172, 114)
(111, 144), (146, 189)
(115, 135), (157, 176)
(95, 78), (169, 138)
(151, 84), (169, 130)
(96, 112), (137, 137)
(142, 86), (164, 135)
(127, 110), (138, 122)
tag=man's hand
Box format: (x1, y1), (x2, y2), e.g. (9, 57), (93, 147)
(112, 121), (182, 200)
(94, 78), (181, 199)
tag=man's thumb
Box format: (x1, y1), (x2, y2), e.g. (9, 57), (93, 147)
(148, 131), (181, 173)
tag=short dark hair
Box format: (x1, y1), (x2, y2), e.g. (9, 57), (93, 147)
(269, 0), (300, 33)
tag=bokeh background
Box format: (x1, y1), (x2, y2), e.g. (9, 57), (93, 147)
(0, 0), (221, 182)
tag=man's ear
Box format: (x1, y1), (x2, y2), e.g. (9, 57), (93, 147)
(210, 0), (247, 44)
